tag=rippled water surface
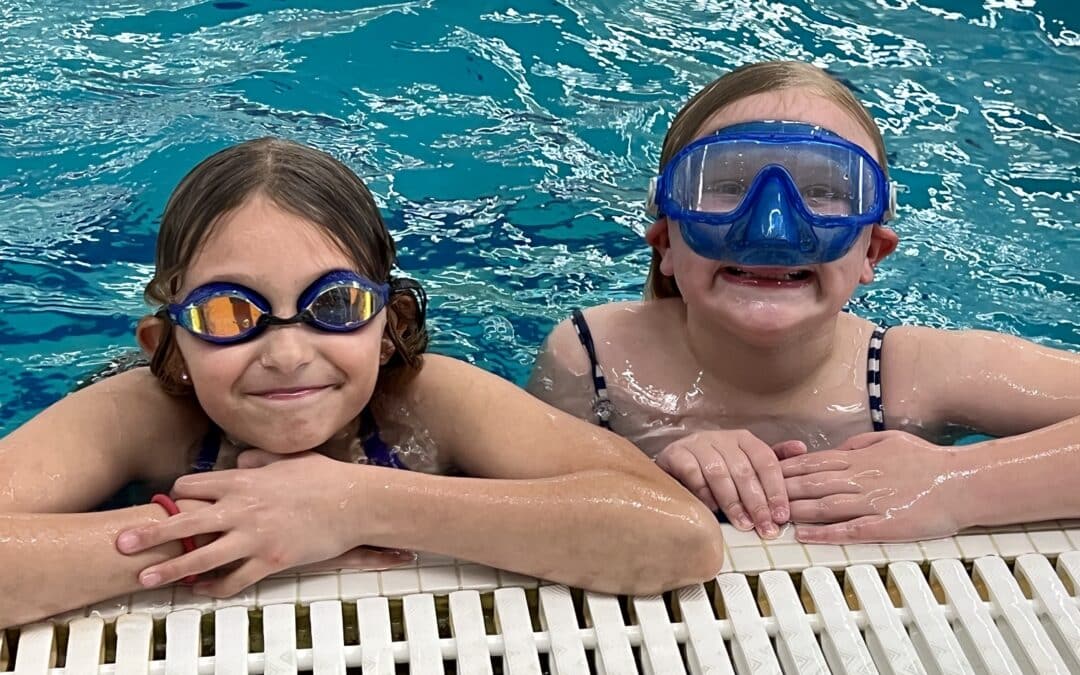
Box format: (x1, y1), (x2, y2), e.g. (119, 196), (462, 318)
(1, 0), (1077, 432)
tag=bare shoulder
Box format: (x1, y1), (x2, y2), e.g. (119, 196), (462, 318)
(69, 368), (208, 478)
(580, 299), (679, 330)
(526, 301), (663, 415)
(377, 353), (670, 480)
(0, 367), (207, 511)
(565, 299), (680, 359)
(379, 354), (522, 416)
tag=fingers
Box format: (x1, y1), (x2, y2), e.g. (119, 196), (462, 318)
(136, 537), (246, 587)
(780, 451), (851, 478)
(117, 510), (222, 554)
(790, 493), (874, 524)
(660, 433), (790, 537)
(694, 488), (719, 512)
(795, 516), (884, 544)
(192, 559), (269, 598)
(694, 448), (755, 532)
(170, 471), (238, 501)
(237, 449), (279, 469)
(785, 471), (862, 501)
(294, 547), (418, 574)
(735, 434), (791, 527)
(771, 440), (807, 460)
(656, 446), (721, 513)
(831, 430), (900, 452)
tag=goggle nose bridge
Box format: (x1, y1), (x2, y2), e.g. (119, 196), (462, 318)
(734, 165), (810, 246)
(256, 309), (317, 329)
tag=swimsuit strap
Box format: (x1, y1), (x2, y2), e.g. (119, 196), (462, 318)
(867, 325), (889, 432)
(192, 413), (406, 472)
(192, 424), (221, 473)
(359, 407), (407, 469)
(570, 309), (614, 429)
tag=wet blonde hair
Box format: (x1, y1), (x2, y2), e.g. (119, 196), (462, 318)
(647, 60), (888, 299)
(145, 137), (428, 395)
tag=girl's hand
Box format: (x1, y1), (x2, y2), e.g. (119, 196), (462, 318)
(781, 430), (963, 543)
(290, 546), (417, 575)
(654, 430), (807, 538)
(116, 450), (412, 596)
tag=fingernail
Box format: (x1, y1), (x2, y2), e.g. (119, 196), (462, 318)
(140, 572), (161, 587)
(116, 533), (137, 553)
(773, 507), (789, 522)
(759, 523), (778, 538)
(737, 516), (753, 530)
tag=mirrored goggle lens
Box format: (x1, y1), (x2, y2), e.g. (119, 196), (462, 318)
(305, 283), (383, 329)
(178, 293), (265, 339)
(670, 140), (880, 218)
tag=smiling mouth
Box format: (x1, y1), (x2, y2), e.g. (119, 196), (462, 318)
(721, 266), (815, 284)
(251, 385), (333, 400)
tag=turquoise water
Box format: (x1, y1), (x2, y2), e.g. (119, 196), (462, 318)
(0, 0), (1077, 433)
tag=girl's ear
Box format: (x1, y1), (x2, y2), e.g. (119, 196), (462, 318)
(645, 218), (677, 276)
(136, 315), (166, 358)
(860, 225), (899, 283)
(645, 217), (670, 250)
(379, 335), (396, 365)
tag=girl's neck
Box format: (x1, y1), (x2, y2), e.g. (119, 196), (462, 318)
(683, 307), (841, 396)
(223, 415), (363, 461)
(320, 414), (366, 461)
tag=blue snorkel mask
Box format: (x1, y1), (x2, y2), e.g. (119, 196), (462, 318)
(646, 121), (896, 266)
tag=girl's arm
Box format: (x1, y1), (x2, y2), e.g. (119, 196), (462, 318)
(954, 415), (1080, 527)
(373, 355), (725, 594)
(889, 327), (1080, 441)
(780, 328), (1080, 543)
(125, 355), (724, 597)
(903, 328), (1080, 527)
(0, 507), (190, 628)
(0, 368), (206, 626)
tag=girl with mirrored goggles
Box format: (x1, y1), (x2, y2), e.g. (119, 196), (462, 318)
(1, 136), (720, 625)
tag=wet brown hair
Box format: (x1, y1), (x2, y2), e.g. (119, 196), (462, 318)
(647, 60), (888, 299)
(144, 137), (428, 395)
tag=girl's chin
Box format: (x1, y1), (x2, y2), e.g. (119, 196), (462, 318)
(699, 299), (826, 343)
(226, 424), (337, 455)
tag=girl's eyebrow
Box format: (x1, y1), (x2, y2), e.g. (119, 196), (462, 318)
(183, 268), (346, 293)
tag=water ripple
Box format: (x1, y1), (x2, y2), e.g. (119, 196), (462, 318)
(0, 0), (1076, 432)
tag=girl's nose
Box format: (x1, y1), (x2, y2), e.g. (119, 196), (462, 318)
(257, 324), (315, 373)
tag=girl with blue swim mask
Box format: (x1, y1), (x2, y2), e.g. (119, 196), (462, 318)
(530, 60), (1080, 546)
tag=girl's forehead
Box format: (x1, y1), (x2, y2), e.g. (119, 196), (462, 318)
(692, 89), (878, 158)
(182, 195), (357, 289)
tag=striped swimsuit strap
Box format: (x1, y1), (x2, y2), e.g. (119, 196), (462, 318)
(866, 325), (889, 432)
(569, 309), (614, 429)
(570, 311), (891, 433)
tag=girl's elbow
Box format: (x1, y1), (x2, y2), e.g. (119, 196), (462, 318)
(639, 501), (725, 593)
(678, 501), (725, 583)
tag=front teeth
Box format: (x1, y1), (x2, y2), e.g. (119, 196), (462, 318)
(726, 267), (809, 281)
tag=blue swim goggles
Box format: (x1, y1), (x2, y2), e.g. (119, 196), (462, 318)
(167, 270), (389, 345)
(647, 121), (896, 266)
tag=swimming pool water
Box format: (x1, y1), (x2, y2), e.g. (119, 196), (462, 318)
(0, 0), (1077, 433)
